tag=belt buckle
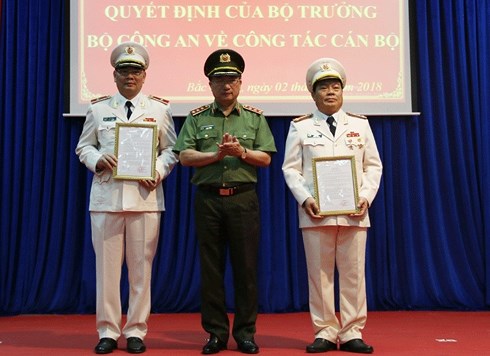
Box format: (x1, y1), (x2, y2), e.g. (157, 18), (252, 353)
(219, 187), (233, 196)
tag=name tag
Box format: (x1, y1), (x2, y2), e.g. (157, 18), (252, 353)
(200, 125), (215, 131)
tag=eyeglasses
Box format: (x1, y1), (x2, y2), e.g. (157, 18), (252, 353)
(116, 69), (145, 77)
(211, 77), (241, 85)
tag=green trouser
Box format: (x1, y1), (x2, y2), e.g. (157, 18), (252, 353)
(195, 188), (260, 343)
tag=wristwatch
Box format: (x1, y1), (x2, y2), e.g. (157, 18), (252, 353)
(240, 147), (247, 159)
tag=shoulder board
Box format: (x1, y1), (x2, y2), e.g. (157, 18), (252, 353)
(293, 113), (313, 123)
(242, 104), (263, 115)
(90, 95), (111, 104)
(191, 105), (210, 116)
(347, 112), (367, 119)
(149, 94), (170, 105)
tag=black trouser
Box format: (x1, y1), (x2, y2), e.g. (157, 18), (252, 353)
(194, 187), (260, 343)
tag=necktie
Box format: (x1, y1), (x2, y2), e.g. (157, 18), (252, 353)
(327, 116), (336, 136)
(125, 101), (133, 119)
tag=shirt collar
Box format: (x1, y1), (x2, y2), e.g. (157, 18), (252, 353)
(316, 110), (338, 122)
(211, 101), (241, 115)
(115, 92), (143, 108)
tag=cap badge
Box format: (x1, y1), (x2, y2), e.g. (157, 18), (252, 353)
(219, 53), (231, 63)
(125, 46), (135, 54)
(321, 63), (331, 72)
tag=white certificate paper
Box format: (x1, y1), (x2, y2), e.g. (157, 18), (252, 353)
(113, 123), (157, 180)
(312, 156), (359, 216)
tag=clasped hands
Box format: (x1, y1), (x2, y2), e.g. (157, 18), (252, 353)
(214, 132), (245, 160)
(96, 153), (161, 191)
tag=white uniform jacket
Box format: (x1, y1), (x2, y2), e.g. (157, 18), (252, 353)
(282, 109), (382, 228)
(76, 93), (178, 212)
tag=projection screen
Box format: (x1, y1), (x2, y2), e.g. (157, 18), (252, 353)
(67, 0), (415, 117)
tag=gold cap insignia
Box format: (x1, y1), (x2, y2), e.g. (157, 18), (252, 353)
(321, 63), (331, 72)
(126, 46), (134, 54)
(219, 53), (231, 63)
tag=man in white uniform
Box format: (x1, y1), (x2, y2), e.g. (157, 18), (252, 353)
(282, 58), (382, 354)
(76, 41), (178, 354)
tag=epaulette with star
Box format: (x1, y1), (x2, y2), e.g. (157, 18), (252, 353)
(149, 94), (170, 105)
(91, 95), (111, 104)
(293, 113), (313, 122)
(242, 104), (263, 115)
(347, 112), (367, 119)
(191, 105), (211, 116)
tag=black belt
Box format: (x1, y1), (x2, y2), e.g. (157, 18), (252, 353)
(198, 183), (256, 196)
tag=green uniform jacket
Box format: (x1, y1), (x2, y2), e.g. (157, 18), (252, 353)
(174, 102), (277, 186)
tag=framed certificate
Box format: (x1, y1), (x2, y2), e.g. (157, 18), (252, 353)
(113, 123), (157, 180)
(312, 156), (360, 216)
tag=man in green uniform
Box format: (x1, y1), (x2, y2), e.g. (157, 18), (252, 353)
(173, 49), (276, 354)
